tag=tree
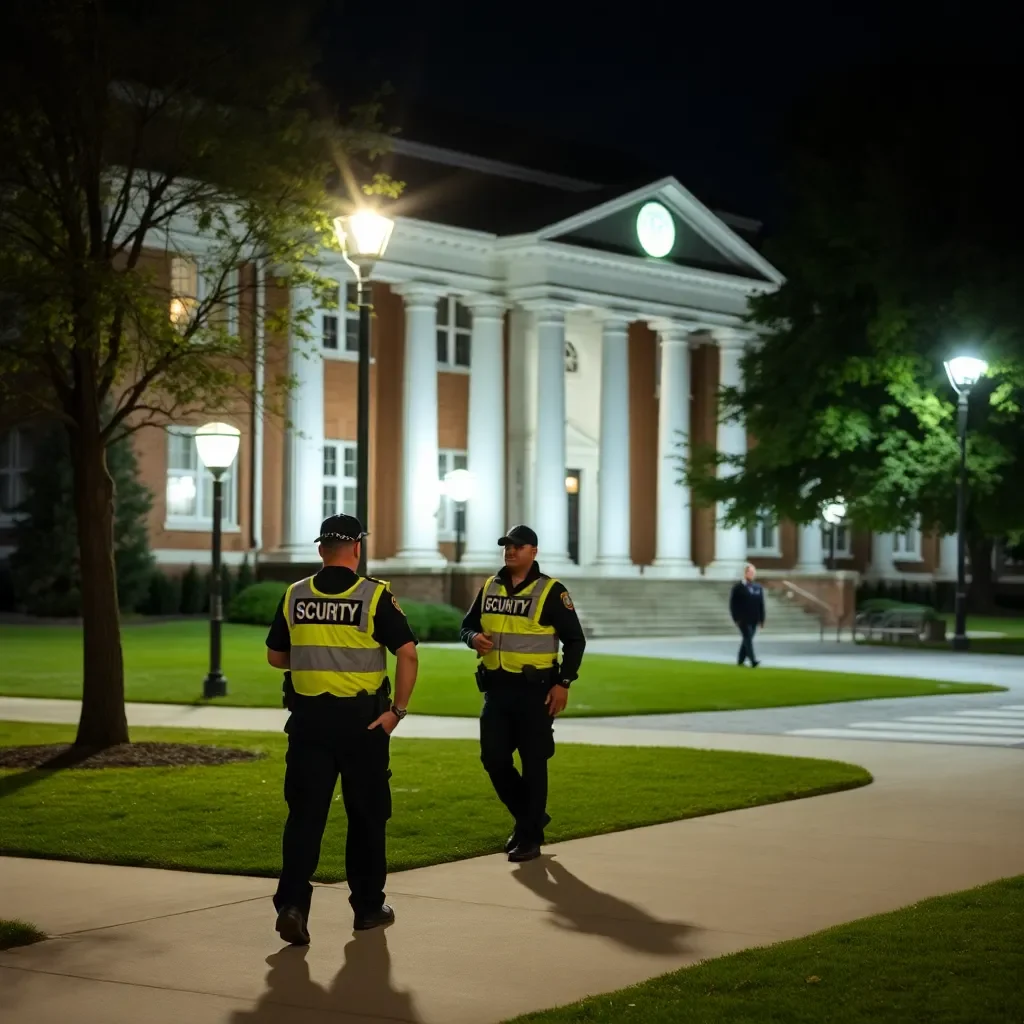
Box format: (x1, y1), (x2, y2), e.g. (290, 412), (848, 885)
(682, 64), (1024, 607)
(0, 0), (393, 746)
(10, 425), (154, 617)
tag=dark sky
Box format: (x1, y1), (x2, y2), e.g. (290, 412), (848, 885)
(320, 0), (1010, 224)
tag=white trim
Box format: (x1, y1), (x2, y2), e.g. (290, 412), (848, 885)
(164, 426), (241, 531)
(0, 427), (32, 524)
(435, 295), (472, 371)
(251, 261), (266, 555)
(747, 515), (781, 558)
(153, 548), (250, 566)
(322, 439), (357, 520)
(164, 520), (242, 534)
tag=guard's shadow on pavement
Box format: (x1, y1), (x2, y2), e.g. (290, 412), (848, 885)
(230, 928), (421, 1023)
(513, 855), (694, 955)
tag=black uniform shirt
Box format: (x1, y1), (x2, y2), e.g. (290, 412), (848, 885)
(266, 567), (418, 655)
(459, 562), (587, 682)
(729, 580), (766, 627)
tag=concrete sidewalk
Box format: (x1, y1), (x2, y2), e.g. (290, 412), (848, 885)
(2, 732), (1023, 1024)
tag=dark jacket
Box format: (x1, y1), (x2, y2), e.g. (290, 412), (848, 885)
(730, 580), (766, 626)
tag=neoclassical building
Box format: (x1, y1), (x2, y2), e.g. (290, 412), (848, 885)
(1, 133), (1020, 610)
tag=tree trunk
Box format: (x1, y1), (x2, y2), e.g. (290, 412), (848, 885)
(69, 421), (129, 748)
(967, 535), (996, 614)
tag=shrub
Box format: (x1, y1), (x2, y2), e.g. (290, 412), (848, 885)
(228, 581), (287, 625)
(179, 564), (205, 614)
(404, 600), (463, 642)
(140, 570), (183, 616)
(236, 556), (256, 594)
(858, 597), (938, 620)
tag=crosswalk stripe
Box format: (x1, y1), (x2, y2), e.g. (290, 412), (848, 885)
(788, 728), (1021, 746)
(852, 720), (1024, 736)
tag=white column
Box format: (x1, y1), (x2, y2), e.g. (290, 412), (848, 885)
(868, 532), (897, 578)
(281, 282), (324, 556)
(936, 533), (958, 581)
(706, 332), (750, 578)
(461, 297), (507, 567)
(594, 314), (635, 574)
(796, 522), (825, 572)
(650, 324), (698, 576)
(394, 283), (446, 566)
(529, 304), (572, 569)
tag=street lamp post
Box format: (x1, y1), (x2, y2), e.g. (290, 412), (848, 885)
(332, 210), (396, 576)
(944, 355), (988, 652)
(195, 422), (241, 699)
(822, 499), (847, 641)
(444, 468), (475, 564)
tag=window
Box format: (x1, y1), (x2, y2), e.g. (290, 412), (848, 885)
(165, 428), (238, 529)
(893, 522), (921, 560)
(0, 428), (32, 518)
(565, 340), (579, 374)
(323, 441), (357, 519)
(438, 449), (468, 539)
(321, 282), (360, 357)
(746, 513), (779, 555)
(821, 522), (853, 559)
(436, 297), (472, 369)
(169, 255), (238, 333)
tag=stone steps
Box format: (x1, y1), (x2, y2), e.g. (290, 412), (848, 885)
(564, 578), (821, 638)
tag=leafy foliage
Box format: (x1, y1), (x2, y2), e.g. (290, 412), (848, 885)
(9, 426), (153, 616)
(681, 66), (1024, 550)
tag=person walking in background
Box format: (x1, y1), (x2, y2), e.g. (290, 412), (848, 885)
(730, 563), (765, 667)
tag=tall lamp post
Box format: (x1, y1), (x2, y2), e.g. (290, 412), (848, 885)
(822, 500), (847, 573)
(944, 355), (988, 651)
(195, 422), (241, 699)
(443, 468), (475, 564)
(332, 210), (396, 576)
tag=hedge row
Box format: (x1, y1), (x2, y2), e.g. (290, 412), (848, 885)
(227, 581), (464, 642)
(136, 561), (257, 616)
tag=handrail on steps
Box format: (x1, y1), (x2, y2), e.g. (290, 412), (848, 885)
(778, 579), (848, 642)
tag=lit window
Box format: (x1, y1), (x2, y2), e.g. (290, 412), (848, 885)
(893, 521), (921, 560)
(169, 255), (238, 333)
(565, 340), (579, 374)
(321, 282), (360, 356)
(323, 441), (357, 519)
(0, 428), (32, 517)
(436, 297), (472, 369)
(438, 448), (468, 539)
(746, 513), (779, 555)
(165, 428), (238, 528)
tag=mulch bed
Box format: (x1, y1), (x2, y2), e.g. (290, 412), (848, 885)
(0, 743), (267, 770)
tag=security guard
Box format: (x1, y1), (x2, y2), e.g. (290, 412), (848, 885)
(460, 524), (586, 863)
(265, 514), (418, 945)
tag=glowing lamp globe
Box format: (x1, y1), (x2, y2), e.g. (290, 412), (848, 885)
(333, 210), (395, 274)
(195, 422), (241, 472)
(444, 468), (474, 504)
(944, 356), (988, 392)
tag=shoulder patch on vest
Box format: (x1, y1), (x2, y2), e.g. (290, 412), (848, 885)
(392, 595), (403, 614)
(561, 591), (574, 611)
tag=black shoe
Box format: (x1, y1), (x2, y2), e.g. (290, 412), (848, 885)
(752, 660), (761, 668)
(508, 842), (542, 863)
(354, 904), (395, 932)
(504, 831), (521, 855)
(275, 905), (310, 946)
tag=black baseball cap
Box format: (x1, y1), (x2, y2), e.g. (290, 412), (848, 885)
(498, 525), (538, 547)
(315, 514), (368, 543)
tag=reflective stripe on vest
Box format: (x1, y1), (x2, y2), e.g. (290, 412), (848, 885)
(479, 574), (559, 674)
(285, 576), (387, 696)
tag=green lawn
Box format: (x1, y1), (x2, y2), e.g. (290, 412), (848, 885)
(0, 919), (46, 950)
(0, 721), (871, 878)
(508, 875), (1024, 1024)
(940, 614), (1024, 638)
(0, 623), (1001, 717)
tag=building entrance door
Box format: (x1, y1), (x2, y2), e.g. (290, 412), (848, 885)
(566, 469), (581, 565)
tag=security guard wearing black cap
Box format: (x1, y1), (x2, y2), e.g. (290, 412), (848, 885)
(460, 525), (586, 863)
(265, 514), (418, 945)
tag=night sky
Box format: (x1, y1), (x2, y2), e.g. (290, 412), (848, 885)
(320, 0), (1010, 227)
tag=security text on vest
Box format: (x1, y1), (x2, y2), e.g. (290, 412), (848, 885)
(483, 595), (532, 617)
(294, 598), (363, 624)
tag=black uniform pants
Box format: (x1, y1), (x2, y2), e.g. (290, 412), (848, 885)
(737, 622), (758, 665)
(274, 690), (392, 920)
(479, 679), (555, 844)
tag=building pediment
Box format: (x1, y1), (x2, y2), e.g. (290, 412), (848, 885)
(532, 178), (783, 285)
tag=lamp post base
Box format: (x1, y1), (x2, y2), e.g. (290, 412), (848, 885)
(203, 672), (228, 699)
(951, 635), (970, 652)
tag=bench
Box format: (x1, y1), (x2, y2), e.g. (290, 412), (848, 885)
(853, 608), (946, 646)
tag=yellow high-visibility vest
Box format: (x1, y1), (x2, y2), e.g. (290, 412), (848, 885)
(284, 575), (388, 696)
(479, 574), (559, 674)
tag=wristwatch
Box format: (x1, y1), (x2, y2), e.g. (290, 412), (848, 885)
(556, 678), (573, 689)
(390, 705), (408, 720)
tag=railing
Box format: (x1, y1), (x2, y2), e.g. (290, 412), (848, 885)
(777, 580), (848, 642)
